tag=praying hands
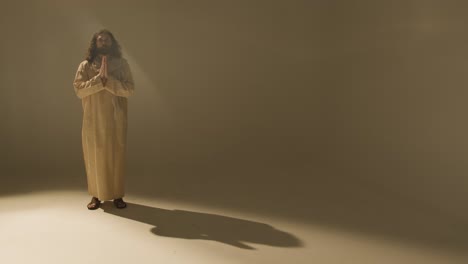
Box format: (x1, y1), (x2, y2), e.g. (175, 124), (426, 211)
(99, 55), (108, 86)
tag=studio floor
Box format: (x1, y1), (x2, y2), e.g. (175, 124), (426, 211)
(0, 190), (466, 264)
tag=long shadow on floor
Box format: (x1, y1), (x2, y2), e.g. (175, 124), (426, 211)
(101, 202), (303, 250)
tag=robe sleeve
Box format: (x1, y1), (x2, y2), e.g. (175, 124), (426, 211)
(105, 59), (135, 98)
(73, 61), (105, 99)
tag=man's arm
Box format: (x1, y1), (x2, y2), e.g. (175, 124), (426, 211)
(73, 62), (105, 99)
(105, 59), (135, 98)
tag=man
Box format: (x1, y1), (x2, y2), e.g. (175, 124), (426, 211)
(73, 29), (135, 210)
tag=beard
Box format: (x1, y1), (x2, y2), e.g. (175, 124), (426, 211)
(97, 46), (111, 55)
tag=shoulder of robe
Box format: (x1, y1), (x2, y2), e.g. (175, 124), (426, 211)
(78, 60), (91, 69)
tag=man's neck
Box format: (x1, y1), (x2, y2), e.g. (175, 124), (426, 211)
(97, 54), (110, 59)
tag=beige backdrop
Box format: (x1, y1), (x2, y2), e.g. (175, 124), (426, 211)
(0, 0), (467, 252)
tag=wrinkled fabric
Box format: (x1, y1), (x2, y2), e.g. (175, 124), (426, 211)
(73, 56), (134, 200)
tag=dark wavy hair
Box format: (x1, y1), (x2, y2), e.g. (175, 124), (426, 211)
(85, 29), (122, 62)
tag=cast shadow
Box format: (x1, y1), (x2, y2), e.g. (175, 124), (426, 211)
(101, 202), (303, 250)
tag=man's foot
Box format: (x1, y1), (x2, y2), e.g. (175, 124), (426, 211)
(87, 197), (101, 210)
(113, 198), (127, 209)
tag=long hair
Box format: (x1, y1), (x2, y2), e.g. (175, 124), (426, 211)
(85, 29), (122, 62)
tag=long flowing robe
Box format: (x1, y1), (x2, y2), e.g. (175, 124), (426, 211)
(73, 56), (134, 200)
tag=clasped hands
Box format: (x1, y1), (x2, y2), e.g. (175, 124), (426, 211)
(98, 55), (108, 87)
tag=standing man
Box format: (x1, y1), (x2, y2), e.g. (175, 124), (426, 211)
(73, 29), (135, 210)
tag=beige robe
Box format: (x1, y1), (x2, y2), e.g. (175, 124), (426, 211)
(73, 56), (134, 200)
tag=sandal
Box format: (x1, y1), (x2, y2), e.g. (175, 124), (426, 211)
(113, 198), (127, 209)
(87, 197), (101, 210)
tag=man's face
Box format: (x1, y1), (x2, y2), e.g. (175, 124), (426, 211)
(96, 34), (113, 55)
